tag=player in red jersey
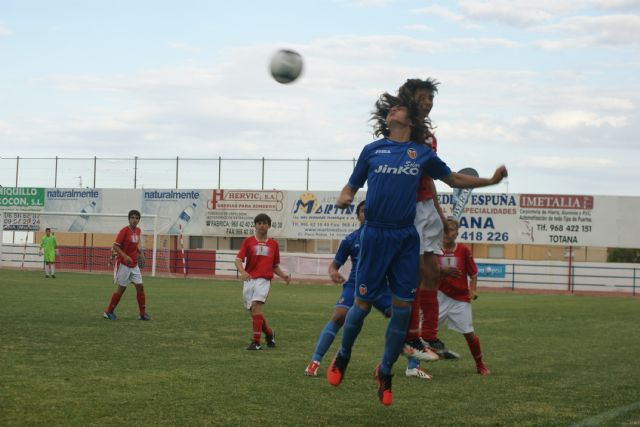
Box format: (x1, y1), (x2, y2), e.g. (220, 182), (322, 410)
(103, 210), (151, 321)
(436, 218), (489, 375)
(397, 79), (458, 376)
(235, 213), (291, 350)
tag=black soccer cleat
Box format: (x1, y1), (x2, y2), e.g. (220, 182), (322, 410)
(247, 342), (262, 351)
(266, 331), (276, 348)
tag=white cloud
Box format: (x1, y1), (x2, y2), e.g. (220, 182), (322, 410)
(517, 156), (615, 170)
(411, 5), (465, 22)
(543, 14), (640, 47)
(0, 24), (13, 36)
(403, 24), (433, 32)
(458, 1), (553, 26)
(533, 111), (629, 130)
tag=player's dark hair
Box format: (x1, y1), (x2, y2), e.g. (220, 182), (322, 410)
(254, 213), (271, 226)
(370, 93), (426, 142)
(128, 209), (141, 219)
(356, 200), (365, 216)
(45, 227), (51, 231)
(398, 78), (440, 140)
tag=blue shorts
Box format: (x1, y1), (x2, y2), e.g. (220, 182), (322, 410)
(354, 224), (419, 302)
(336, 284), (392, 316)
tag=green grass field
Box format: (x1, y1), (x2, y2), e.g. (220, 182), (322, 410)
(0, 270), (639, 426)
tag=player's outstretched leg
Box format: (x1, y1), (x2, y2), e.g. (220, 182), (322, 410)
(306, 319), (341, 376)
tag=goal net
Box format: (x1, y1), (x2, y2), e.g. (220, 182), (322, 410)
(0, 210), (167, 276)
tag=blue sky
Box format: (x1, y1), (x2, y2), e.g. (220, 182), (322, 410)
(1, 0), (639, 194)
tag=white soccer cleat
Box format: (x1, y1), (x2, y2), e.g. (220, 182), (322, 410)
(405, 367), (433, 380)
(403, 341), (439, 362)
(305, 360), (320, 377)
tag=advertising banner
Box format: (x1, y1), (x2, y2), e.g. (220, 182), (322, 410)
(5, 187), (639, 248)
(1, 187), (45, 230)
(476, 263), (506, 278)
(439, 193), (640, 248)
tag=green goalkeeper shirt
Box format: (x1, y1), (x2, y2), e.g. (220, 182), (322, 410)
(40, 235), (57, 261)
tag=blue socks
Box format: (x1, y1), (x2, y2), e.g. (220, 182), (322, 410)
(407, 356), (420, 370)
(338, 304), (370, 358)
(312, 320), (341, 362)
(380, 304), (411, 375)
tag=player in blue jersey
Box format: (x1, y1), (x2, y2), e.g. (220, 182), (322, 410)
(327, 91), (507, 405)
(304, 200), (392, 377)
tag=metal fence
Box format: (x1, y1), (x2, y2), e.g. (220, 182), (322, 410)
(3, 243), (638, 295)
(0, 156), (357, 190)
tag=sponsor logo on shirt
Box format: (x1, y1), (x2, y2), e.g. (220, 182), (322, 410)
(374, 149), (391, 154)
(373, 164), (420, 176)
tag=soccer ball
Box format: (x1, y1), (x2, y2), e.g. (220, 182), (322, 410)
(269, 49), (303, 84)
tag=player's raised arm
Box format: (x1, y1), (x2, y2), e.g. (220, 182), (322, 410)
(441, 165), (507, 189)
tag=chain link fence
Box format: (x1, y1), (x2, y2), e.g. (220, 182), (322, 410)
(0, 156), (357, 190)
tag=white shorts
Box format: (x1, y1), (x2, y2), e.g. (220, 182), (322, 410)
(414, 199), (443, 255)
(438, 290), (474, 334)
(114, 263), (143, 286)
(242, 278), (271, 310)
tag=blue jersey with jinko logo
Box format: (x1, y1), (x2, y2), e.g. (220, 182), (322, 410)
(348, 138), (451, 228)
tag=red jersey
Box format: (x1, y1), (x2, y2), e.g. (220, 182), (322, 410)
(114, 226), (141, 267)
(437, 243), (478, 302)
(416, 135), (438, 201)
(236, 236), (281, 280)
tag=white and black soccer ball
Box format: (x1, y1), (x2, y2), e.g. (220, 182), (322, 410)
(269, 49), (303, 84)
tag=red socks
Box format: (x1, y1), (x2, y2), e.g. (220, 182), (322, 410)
(251, 314), (264, 344)
(136, 291), (146, 315)
(420, 289), (439, 341)
(106, 292), (122, 313)
(466, 335), (484, 365)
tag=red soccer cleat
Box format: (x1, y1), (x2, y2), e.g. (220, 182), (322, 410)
(327, 352), (350, 386)
(477, 364), (491, 376)
(374, 364), (393, 406)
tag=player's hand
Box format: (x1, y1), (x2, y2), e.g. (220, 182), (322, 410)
(441, 266), (462, 278)
(490, 165), (508, 185)
(240, 271), (251, 281)
(471, 291), (478, 301)
(38, 250), (42, 256)
(284, 273), (291, 285)
(329, 271), (346, 284)
(124, 255), (133, 265)
(336, 194), (353, 209)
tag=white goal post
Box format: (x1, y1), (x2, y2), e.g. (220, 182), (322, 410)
(0, 210), (160, 276)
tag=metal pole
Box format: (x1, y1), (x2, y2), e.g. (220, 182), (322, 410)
(152, 214), (158, 277)
(134, 156), (138, 189)
(218, 156), (222, 188)
(261, 157), (265, 190)
(93, 156), (97, 188)
(633, 268), (636, 297)
(15, 156), (19, 187)
(54, 156), (58, 187)
(175, 156), (179, 189)
(567, 246), (573, 292)
(511, 263), (515, 291)
(306, 158), (310, 191)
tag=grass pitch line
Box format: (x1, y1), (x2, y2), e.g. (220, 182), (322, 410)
(570, 401), (640, 426)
